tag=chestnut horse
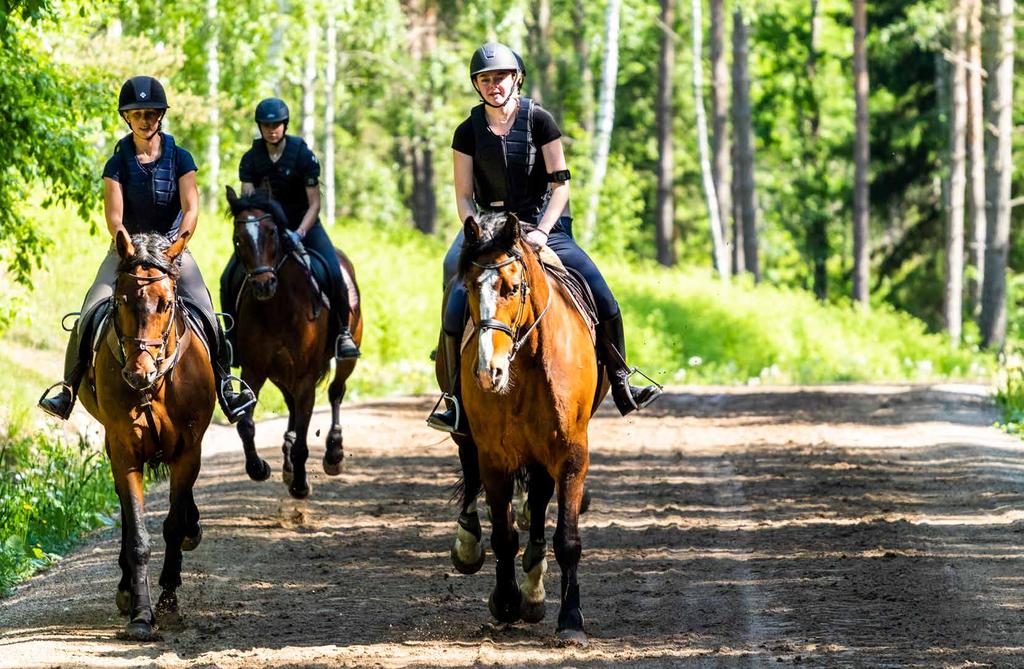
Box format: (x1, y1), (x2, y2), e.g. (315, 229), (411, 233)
(225, 187), (362, 498)
(77, 231), (215, 640)
(444, 212), (603, 645)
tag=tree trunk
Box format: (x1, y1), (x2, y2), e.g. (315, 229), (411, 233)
(966, 0), (986, 318)
(945, 0), (969, 341)
(979, 0), (1015, 349)
(852, 0), (870, 305)
(806, 0), (826, 300)
(582, 0), (621, 246)
(407, 0), (437, 234)
(572, 0), (595, 136)
(655, 0), (676, 267)
(324, 3), (337, 227)
(302, 15), (318, 150)
(269, 0), (288, 93)
(526, 0), (556, 116)
(205, 0), (220, 206)
(693, 0), (729, 279)
(732, 4), (760, 281)
(710, 0), (732, 272)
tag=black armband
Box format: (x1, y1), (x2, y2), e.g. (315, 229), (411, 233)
(548, 169), (571, 183)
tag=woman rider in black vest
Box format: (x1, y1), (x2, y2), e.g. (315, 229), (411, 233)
(427, 43), (662, 433)
(219, 97), (360, 361)
(38, 76), (257, 422)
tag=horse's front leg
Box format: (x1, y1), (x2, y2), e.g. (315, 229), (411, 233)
(323, 360), (351, 476)
(451, 435), (485, 574)
(554, 446), (589, 646)
(111, 456), (156, 640)
(156, 448), (201, 620)
(286, 386), (315, 499)
(483, 468), (521, 623)
(237, 371), (270, 481)
(521, 464), (554, 624)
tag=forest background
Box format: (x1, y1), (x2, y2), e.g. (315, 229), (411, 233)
(0, 0), (1020, 588)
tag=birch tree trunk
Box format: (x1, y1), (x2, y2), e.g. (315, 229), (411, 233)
(268, 0), (288, 93)
(945, 0), (968, 341)
(527, 0), (556, 114)
(302, 15), (318, 150)
(806, 0), (826, 300)
(406, 0), (437, 234)
(980, 0), (1015, 349)
(693, 0), (729, 279)
(710, 0), (732, 272)
(582, 0), (620, 246)
(655, 0), (676, 266)
(732, 4), (760, 281)
(324, 3), (337, 227)
(852, 0), (870, 305)
(205, 0), (220, 205)
(572, 0), (595, 136)
(966, 0), (986, 317)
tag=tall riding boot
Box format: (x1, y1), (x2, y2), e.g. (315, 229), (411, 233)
(38, 317), (91, 420)
(426, 333), (466, 434)
(213, 325), (257, 423)
(334, 307), (361, 360)
(596, 312), (663, 416)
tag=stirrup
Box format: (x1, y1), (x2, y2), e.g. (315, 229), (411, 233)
(626, 367), (663, 409)
(38, 382), (74, 420)
(334, 333), (361, 360)
(220, 375), (257, 418)
(426, 392), (463, 434)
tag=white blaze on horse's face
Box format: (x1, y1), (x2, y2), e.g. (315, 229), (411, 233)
(475, 268), (511, 393)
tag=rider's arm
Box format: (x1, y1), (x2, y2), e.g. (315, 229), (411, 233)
(535, 138), (569, 238)
(240, 182), (256, 196)
(177, 171), (200, 240)
(454, 149), (477, 223)
(298, 186), (321, 237)
(103, 177), (128, 242)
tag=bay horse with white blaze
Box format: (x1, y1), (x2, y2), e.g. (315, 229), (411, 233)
(445, 212), (604, 645)
(225, 187), (363, 498)
(76, 231), (215, 640)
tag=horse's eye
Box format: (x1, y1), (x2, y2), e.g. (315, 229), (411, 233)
(509, 284), (520, 296)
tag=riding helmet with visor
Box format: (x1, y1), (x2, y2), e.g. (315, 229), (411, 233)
(255, 97), (290, 125)
(118, 76), (169, 112)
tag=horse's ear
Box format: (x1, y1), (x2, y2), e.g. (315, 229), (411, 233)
(115, 230), (134, 261)
(503, 213), (521, 247)
(167, 230), (191, 261)
(226, 185), (238, 208)
(464, 216), (482, 245)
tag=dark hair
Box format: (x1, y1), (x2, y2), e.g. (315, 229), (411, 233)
(117, 233), (181, 278)
(227, 190), (290, 231)
(457, 211), (521, 277)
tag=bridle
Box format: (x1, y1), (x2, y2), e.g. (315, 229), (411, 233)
(234, 213), (285, 280)
(471, 244), (551, 363)
(112, 269), (182, 391)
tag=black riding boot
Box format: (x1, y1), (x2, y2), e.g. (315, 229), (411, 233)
(38, 315), (92, 420)
(334, 315), (361, 360)
(213, 325), (257, 423)
(596, 313), (663, 416)
(427, 333), (466, 434)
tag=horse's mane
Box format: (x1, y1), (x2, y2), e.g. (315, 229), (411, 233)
(457, 211), (524, 277)
(118, 233), (181, 279)
(228, 191), (290, 231)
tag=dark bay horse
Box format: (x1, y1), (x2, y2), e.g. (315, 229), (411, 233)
(444, 212), (604, 645)
(77, 231), (215, 640)
(225, 187), (363, 498)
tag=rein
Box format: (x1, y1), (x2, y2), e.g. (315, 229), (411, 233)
(472, 245), (552, 363)
(112, 269), (183, 389)
(233, 213), (323, 320)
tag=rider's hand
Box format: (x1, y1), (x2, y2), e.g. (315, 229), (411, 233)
(524, 229), (549, 250)
(285, 228), (303, 247)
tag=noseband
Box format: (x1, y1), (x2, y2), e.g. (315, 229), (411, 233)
(472, 246), (551, 362)
(234, 213), (284, 278)
(112, 269), (181, 389)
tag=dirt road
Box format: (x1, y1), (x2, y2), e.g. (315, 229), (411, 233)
(2, 384), (1023, 668)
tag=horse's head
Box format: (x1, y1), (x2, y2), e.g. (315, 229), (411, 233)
(226, 185), (288, 300)
(459, 212), (535, 394)
(113, 230), (186, 391)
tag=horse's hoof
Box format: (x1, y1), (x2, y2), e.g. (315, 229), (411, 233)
(247, 458), (271, 481)
(122, 619), (158, 641)
(181, 523), (202, 551)
(520, 599), (546, 623)
(116, 590), (131, 615)
(323, 451), (344, 476)
(556, 628), (589, 647)
(488, 588), (522, 624)
(155, 590), (178, 615)
(289, 482), (311, 499)
(450, 541), (485, 575)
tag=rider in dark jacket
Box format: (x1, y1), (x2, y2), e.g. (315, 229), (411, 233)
(427, 43), (662, 434)
(219, 97), (360, 361)
(38, 76), (256, 422)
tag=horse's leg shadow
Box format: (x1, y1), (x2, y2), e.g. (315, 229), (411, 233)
(451, 435), (485, 575)
(520, 464), (554, 624)
(238, 372), (270, 481)
(323, 364), (348, 476)
(484, 472), (522, 624)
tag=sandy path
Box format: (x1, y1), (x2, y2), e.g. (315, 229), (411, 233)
(2, 384), (1023, 668)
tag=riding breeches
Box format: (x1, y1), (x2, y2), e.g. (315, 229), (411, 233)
(442, 217), (619, 336)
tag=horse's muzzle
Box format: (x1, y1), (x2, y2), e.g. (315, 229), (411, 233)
(122, 367), (157, 391)
(477, 360), (511, 394)
(250, 275), (278, 300)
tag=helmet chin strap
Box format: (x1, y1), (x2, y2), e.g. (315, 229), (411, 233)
(121, 112), (164, 142)
(475, 82), (519, 110)
(261, 120), (288, 146)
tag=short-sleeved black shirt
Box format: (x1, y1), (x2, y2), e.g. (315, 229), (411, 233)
(239, 135), (320, 229)
(451, 104), (562, 157)
(103, 135), (198, 236)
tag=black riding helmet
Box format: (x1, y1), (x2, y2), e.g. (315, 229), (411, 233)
(470, 43), (522, 107)
(255, 97), (290, 124)
(118, 76), (169, 112)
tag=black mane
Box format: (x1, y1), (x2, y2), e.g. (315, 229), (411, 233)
(457, 211), (522, 277)
(228, 191), (290, 231)
(118, 233), (180, 278)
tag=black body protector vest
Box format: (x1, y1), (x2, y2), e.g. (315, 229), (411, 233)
(247, 136), (309, 230)
(117, 132), (178, 207)
(471, 97), (551, 225)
